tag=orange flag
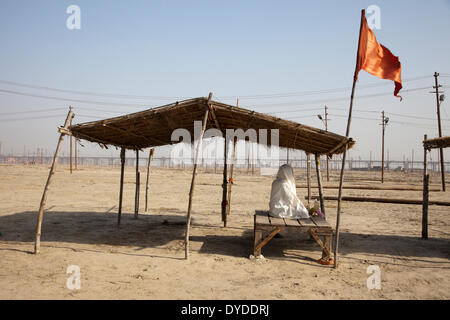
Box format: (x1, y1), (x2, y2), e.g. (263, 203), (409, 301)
(356, 10), (402, 98)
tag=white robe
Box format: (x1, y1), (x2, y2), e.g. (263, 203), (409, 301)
(269, 164), (309, 219)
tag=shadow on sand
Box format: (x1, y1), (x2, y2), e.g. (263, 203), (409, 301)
(0, 210), (448, 267)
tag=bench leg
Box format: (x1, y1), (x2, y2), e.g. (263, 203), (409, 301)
(254, 229), (263, 256)
(322, 234), (332, 260)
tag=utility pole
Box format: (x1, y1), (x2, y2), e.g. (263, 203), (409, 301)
(381, 111), (389, 183)
(318, 106), (330, 181)
(433, 72), (446, 191)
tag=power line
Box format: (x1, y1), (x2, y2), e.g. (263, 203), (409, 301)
(246, 86), (430, 109)
(0, 114), (68, 122)
(0, 79), (191, 101)
(0, 88), (155, 108)
(0, 107), (66, 115)
(0, 75), (432, 102)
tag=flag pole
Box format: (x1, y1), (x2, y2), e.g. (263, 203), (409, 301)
(334, 9), (366, 268)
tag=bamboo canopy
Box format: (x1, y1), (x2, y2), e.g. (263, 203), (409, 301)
(35, 96), (356, 261)
(423, 136), (450, 150)
(68, 97), (354, 156)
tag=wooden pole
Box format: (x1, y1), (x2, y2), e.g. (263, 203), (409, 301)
(134, 149), (140, 219)
(247, 140), (250, 174)
(34, 108), (74, 254)
(118, 148), (125, 225)
(222, 136), (229, 227)
(70, 111), (73, 174)
(422, 134), (429, 239)
(325, 105), (330, 182)
(381, 111), (386, 183)
(307, 153), (311, 205)
(315, 154), (325, 215)
(334, 9), (365, 268)
(75, 138), (78, 170)
(185, 95), (211, 260)
(252, 142), (255, 175)
(145, 148), (154, 212)
(434, 72), (446, 191)
(226, 137), (237, 219)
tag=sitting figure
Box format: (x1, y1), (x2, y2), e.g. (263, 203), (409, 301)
(269, 164), (309, 219)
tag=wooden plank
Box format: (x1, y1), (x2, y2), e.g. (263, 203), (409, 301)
(298, 218), (316, 228)
(310, 216), (331, 228)
(255, 214), (270, 226)
(268, 215), (287, 227)
(283, 218), (300, 227)
(297, 184), (440, 192)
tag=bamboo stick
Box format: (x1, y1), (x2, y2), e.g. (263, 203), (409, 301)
(222, 136), (229, 227)
(226, 137), (237, 219)
(296, 184), (440, 191)
(134, 149), (140, 219)
(422, 134), (429, 239)
(145, 148), (155, 212)
(307, 153), (311, 205)
(118, 147), (125, 225)
(34, 108), (74, 254)
(185, 95), (211, 260)
(70, 111), (73, 174)
(315, 154), (325, 215)
(307, 195), (450, 206)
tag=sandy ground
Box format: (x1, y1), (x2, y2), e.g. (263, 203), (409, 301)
(0, 164), (449, 299)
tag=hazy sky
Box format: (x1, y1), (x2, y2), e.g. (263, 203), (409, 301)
(0, 0), (449, 162)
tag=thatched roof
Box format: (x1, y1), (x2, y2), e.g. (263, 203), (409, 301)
(423, 136), (450, 150)
(68, 97), (355, 155)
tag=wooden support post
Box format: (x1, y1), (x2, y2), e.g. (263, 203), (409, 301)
(75, 138), (78, 170)
(185, 94), (211, 260)
(34, 108), (74, 254)
(247, 140), (250, 174)
(315, 154), (325, 215)
(222, 136), (229, 227)
(134, 149), (140, 219)
(322, 234), (332, 260)
(422, 134), (429, 239)
(252, 143), (255, 175)
(334, 10), (365, 268)
(145, 148), (154, 212)
(309, 229), (332, 258)
(253, 229), (263, 257)
(307, 153), (311, 205)
(255, 227), (281, 252)
(118, 148), (125, 225)
(226, 137), (237, 219)
(69, 110), (73, 174)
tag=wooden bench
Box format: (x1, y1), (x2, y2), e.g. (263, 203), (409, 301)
(253, 210), (333, 263)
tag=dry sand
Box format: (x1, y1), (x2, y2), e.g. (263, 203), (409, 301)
(0, 164), (449, 299)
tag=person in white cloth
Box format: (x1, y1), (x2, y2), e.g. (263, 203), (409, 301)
(269, 164), (309, 219)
